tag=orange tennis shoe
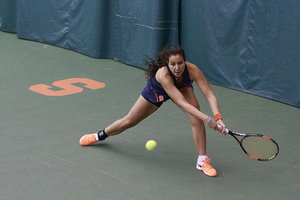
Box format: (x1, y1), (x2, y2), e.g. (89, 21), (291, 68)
(196, 157), (217, 177)
(79, 133), (98, 146)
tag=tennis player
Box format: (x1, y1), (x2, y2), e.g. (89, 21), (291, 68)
(79, 46), (226, 177)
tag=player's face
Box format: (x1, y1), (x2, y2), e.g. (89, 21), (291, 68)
(167, 54), (186, 78)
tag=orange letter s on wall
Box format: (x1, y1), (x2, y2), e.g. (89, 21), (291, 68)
(29, 78), (106, 96)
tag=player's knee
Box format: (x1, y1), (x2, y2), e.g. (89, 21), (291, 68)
(190, 117), (203, 127)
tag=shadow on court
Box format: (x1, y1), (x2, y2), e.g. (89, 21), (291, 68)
(1, 31), (299, 200)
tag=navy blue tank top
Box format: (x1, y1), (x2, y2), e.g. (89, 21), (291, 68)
(141, 65), (193, 107)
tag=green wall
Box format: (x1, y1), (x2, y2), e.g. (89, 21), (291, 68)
(1, 0), (299, 107)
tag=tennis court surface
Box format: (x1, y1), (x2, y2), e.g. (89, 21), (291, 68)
(1, 31), (299, 200)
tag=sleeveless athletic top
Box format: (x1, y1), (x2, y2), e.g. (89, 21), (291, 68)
(141, 65), (193, 107)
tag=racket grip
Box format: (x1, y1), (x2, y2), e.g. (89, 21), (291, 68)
(217, 125), (229, 134)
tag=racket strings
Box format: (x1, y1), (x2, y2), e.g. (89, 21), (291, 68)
(241, 136), (278, 160)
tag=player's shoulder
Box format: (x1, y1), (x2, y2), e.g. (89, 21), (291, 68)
(156, 66), (172, 83)
(186, 61), (198, 70)
(156, 66), (168, 77)
(186, 61), (203, 79)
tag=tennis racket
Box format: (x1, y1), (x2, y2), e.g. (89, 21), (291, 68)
(222, 127), (279, 161)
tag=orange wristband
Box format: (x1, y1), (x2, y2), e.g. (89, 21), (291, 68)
(214, 113), (222, 121)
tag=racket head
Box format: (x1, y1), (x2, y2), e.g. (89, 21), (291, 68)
(240, 134), (279, 161)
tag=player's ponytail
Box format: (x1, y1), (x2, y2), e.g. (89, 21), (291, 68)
(145, 57), (159, 79)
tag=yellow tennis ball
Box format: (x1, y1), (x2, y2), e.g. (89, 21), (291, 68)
(145, 140), (157, 150)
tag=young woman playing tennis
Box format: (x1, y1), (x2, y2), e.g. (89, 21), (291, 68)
(79, 46), (226, 177)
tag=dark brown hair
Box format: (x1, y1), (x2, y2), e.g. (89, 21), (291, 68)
(145, 46), (186, 79)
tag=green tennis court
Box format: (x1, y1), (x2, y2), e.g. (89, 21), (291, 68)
(1, 31), (299, 200)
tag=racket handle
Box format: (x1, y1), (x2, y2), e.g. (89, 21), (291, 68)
(217, 125), (229, 134)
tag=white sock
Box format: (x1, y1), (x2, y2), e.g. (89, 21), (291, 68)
(198, 155), (208, 165)
(95, 133), (99, 141)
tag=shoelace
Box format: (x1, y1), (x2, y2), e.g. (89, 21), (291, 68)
(201, 158), (213, 170)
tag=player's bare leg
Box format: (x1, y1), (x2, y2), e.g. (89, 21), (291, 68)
(105, 95), (159, 135)
(79, 95), (158, 146)
(181, 87), (217, 177)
